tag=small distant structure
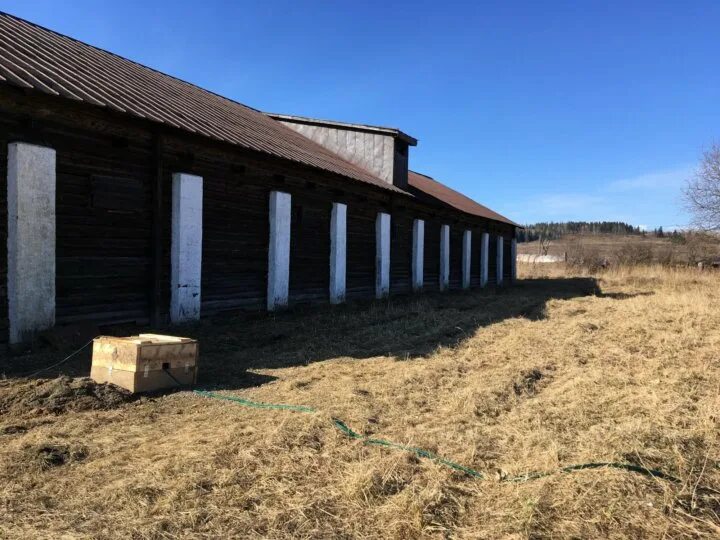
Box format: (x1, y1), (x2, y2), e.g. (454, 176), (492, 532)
(697, 259), (720, 271)
(517, 254), (566, 264)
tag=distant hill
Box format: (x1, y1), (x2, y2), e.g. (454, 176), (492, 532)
(518, 222), (674, 242)
(518, 231), (719, 266)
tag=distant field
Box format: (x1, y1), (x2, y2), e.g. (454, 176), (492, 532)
(1, 265), (719, 538)
(519, 233), (720, 266)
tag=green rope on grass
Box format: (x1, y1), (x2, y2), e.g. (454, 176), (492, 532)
(507, 462), (682, 484)
(193, 389), (684, 486)
(193, 390), (317, 413)
(331, 418), (485, 478)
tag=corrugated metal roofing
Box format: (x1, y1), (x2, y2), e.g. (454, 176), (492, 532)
(0, 12), (404, 193)
(409, 171), (518, 227)
(0, 13), (518, 227)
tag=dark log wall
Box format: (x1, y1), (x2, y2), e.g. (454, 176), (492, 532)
(503, 239), (513, 281)
(0, 92), (156, 331)
(390, 209), (413, 295)
(0, 124), (7, 341)
(488, 234), (498, 287)
(161, 139), (343, 313)
(192, 161), (270, 314)
(470, 229), (482, 288)
(423, 220), (441, 291)
(53, 123), (154, 326)
(289, 189), (332, 305)
(346, 203), (377, 300)
(0, 87), (517, 345)
(449, 227), (463, 289)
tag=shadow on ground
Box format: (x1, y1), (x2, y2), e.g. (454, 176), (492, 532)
(2, 277), (615, 391)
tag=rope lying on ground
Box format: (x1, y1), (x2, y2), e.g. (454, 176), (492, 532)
(17, 339), (96, 379)
(194, 390), (713, 488)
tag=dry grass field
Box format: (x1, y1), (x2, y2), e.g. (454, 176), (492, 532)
(1, 264), (719, 538)
(518, 233), (720, 267)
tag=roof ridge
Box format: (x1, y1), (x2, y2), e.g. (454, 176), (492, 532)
(408, 170), (435, 179)
(267, 112), (401, 135)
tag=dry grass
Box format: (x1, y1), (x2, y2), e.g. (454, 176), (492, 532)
(1, 265), (719, 538)
(519, 233), (720, 266)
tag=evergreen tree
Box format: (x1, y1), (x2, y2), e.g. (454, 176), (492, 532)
(518, 221), (642, 242)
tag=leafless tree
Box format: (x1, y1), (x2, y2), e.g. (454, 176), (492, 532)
(685, 144), (720, 231)
(538, 234), (551, 256)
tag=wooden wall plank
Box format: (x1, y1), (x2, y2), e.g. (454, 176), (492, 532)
(0, 87), (519, 345)
(346, 202), (377, 300)
(449, 226), (464, 290)
(390, 209), (413, 295)
(289, 190), (332, 305)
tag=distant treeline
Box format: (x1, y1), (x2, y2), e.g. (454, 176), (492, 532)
(519, 221), (650, 242)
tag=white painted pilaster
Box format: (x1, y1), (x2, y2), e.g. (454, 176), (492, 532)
(480, 232), (489, 288)
(439, 224), (450, 291)
(329, 202), (347, 304)
(7, 142), (56, 344)
(496, 236), (504, 286)
(171, 173), (203, 323)
(375, 212), (390, 298)
(511, 237), (517, 283)
(462, 230), (472, 289)
(267, 191), (291, 310)
(412, 219), (424, 291)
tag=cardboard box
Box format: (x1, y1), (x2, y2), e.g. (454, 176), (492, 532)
(90, 334), (198, 393)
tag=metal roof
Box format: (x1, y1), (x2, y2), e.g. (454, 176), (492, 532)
(408, 171), (518, 227)
(0, 12), (405, 194)
(0, 13), (518, 228)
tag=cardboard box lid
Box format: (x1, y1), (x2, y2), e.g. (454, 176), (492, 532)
(92, 334), (198, 371)
(94, 334), (196, 345)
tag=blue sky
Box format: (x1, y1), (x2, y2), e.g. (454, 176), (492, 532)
(3, 0), (719, 229)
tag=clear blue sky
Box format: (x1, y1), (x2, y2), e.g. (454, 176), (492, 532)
(3, 0), (719, 229)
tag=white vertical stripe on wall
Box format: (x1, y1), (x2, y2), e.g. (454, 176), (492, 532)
(511, 237), (517, 282)
(462, 230), (472, 289)
(375, 212), (391, 298)
(171, 172), (203, 323)
(496, 236), (504, 286)
(412, 219), (424, 291)
(329, 202), (347, 304)
(267, 190), (291, 310)
(7, 142), (56, 344)
(480, 232), (489, 288)
(440, 224), (450, 291)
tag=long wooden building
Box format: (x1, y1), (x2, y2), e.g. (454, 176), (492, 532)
(0, 13), (519, 347)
